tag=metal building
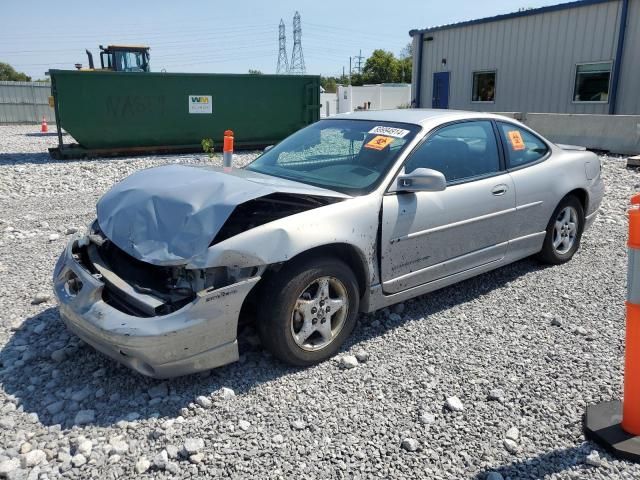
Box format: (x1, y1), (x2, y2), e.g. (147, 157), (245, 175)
(410, 0), (639, 114)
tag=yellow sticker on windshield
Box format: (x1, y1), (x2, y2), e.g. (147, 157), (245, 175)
(507, 130), (526, 151)
(365, 135), (394, 151)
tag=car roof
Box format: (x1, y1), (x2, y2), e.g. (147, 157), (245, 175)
(328, 109), (519, 128)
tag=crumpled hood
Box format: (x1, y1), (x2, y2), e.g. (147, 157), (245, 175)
(97, 164), (348, 266)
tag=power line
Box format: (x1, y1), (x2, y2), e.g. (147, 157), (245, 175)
(289, 11), (305, 75)
(276, 19), (289, 74)
(0, 23), (273, 41)
(166, 52), (272, 70)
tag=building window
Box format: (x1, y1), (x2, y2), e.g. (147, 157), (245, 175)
(472, 71), (496, 102)
(574, 62), (612, 103)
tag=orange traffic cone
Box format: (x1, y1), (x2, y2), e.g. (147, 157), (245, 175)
(40, 116), (48, 133)
(584, 193), (640, 461)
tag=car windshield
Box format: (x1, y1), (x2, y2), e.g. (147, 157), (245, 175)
(246, 119), (421, 195)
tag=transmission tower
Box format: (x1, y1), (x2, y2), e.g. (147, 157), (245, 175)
(289, 11), (306, 75)
(276, 19), (289, 74)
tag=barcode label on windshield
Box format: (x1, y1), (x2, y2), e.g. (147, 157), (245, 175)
(368, 126), (410, 138)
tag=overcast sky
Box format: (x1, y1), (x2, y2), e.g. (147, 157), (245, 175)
(2, 0), (570, 79)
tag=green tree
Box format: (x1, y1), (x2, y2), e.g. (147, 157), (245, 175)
(350, 72), (364, 86)
(396, 56), (412, 83)
(0, 62), (31, 82)
(363, 50), (398, 84)
(400, 42), (413, 60)
(320, 76), (338, 93)
(248, 69), (263, 75)
(396, 42), (413, 83)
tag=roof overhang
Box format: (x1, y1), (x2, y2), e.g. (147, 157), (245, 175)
(409, 0), (617, 36)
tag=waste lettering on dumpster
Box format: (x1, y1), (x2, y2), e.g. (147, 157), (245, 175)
(189, 95), (213, 114)
(106, 95), (166, 119)
(365, 135), (394, 151)
(507, 130), (526, 151)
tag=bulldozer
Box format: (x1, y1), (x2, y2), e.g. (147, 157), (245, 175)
(79, 45), (150, 72)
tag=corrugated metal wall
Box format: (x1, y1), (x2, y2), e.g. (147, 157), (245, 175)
(0, 81), (55, 124)
(412, 0), (638, 114)
(617, 0), (640, 114)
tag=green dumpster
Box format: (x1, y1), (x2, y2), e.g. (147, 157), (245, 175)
(48, 70), (320, 158)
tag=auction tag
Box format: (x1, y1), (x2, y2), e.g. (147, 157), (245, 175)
(507, 130), (526, 151)
(368, 126), (410, 138)
(365, 135), (394, 150)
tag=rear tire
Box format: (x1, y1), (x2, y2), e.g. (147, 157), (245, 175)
(257, 257), (359, 366)
(536, 195), (584, 265)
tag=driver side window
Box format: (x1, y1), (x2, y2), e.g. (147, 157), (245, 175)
(404, 120), (500, 183)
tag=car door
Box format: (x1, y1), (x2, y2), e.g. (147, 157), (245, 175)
(495, 121), (552, 240)
(381, 120), (515, 294)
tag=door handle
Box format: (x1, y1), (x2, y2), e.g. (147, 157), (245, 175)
(491, 184), (508, 196)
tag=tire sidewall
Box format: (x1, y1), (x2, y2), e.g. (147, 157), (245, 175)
(258, 258), (359, 366)
(542, 195), (585, 263)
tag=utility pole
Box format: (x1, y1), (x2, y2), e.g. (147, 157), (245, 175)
(349, 56), (352, 85)
(276, 19), (289, 74)
(354, 49), (365, 75)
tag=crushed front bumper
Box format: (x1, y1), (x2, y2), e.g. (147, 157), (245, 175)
(52, 237), (260, 378)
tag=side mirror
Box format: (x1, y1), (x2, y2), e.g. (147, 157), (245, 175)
(264, 145), (274, 153)
(395, 168), (446, 193)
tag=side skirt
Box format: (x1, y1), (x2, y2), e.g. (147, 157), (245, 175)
(366, 231), (545, 313)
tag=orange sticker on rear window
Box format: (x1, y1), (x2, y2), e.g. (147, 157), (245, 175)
(364, 135), (394, 151)
(507, 130), (526, 151)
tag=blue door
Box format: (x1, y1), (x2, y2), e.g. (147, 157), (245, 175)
(432, 72), (450, 109)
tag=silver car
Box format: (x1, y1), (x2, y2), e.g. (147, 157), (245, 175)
(53, 110), (604, 378)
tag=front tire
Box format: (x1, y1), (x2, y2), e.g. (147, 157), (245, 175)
(257, 257), (359, 366)
(536, 195), (584, 264)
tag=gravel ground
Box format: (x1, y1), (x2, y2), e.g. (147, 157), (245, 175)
(1, 124), (640, 479)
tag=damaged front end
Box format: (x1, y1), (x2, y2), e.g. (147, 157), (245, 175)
(52, 222), (262, 378)
(77, 222), (260, 317)
(52, 164), (363, 377)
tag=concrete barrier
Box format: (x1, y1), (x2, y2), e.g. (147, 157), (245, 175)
(523, 114), (640, 155)
(492, 112), (524, 121)
(487, 111), (640, 155)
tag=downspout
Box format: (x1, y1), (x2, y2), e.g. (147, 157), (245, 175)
(609, 0), (629, 115)
(415, 32), (424, 108)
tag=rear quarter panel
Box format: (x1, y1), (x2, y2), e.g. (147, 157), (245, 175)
(509, 146), (602, 238)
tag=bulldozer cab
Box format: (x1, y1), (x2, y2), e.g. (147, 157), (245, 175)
(98, 45), (150, 72)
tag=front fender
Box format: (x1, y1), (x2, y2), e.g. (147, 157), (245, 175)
(186, 195), (381, 285)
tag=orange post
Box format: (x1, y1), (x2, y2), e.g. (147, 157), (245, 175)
(223, 129), (234, 153)
(223, 130), (234, 170)
(623, 194), (640, 435)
